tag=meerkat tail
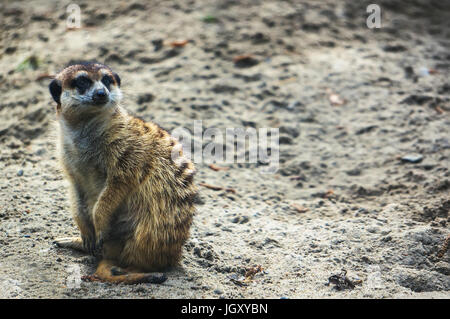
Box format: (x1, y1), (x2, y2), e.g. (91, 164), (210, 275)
(87, 259), (167, 285)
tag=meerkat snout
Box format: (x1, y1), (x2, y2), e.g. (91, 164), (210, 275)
(92, 87), (108, 105)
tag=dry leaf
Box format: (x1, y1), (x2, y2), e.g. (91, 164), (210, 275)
(170, 40), (189, 47)
(291, 203), (308, 213)
(324, 189), (334, 198)
(233, 54), (253, 63)
(435, 106), (444, 114)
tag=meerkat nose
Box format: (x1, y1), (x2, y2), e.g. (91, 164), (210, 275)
(93, 88), (108, 105)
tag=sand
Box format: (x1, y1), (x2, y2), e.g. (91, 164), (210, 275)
(0, 0), (449, 298)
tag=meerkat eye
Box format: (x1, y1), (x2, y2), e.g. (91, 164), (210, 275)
(71, 76), (92, 94)
(101, 75), (114, 91)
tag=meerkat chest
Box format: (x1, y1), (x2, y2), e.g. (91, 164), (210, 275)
(61, 124), (108, 195)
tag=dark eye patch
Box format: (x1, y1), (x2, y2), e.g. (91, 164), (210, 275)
(101, 75), (114, 91)
(70, 76), (92, 94)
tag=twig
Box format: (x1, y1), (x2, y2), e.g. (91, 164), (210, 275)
(36, 73), (54, 81)
(199, 183), (236, 193)
(208, 164), (229, 171)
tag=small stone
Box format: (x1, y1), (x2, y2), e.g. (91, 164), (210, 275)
(204, 250), (214, 261)
(152, 39), (163, 51)
(279, 135), (293, 145)
(17, 169), (24, 177)
(279, 126), (300, 138)
(193, 247), (201, 257)
(137, 93), (155, 105)
(239, 216), (249, 224)
(418, 67), (430, 77)
(234, 55), (259, 68)
(401, 154), (423, 164)
(381, 236), (392, 242)
(5, 47), (17, 54)
(346, 169), (361, 176)
(251, 32), (270, 44)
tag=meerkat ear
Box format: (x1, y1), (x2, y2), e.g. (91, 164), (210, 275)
(113, 72), (120, 86)
(49, 79), (62, 104)
(113, 72), (121, 87)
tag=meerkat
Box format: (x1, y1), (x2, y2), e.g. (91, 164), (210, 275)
(49, 62), (196, 284)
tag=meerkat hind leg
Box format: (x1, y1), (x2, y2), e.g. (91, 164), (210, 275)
(88, 259), (167, 284)
(53, 237), (86, 252)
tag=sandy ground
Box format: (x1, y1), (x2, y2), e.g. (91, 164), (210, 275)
(0, 0), (449, 298)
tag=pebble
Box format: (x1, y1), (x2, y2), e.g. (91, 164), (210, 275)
(17, 169), (24, 177)
(401, 154), (423, 163)
(418, 67), (430, 77)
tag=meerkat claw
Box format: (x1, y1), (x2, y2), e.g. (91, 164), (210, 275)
(142, 273), (167, 284)
(53, 237), (85, 252)
(53, 237), (72, 248)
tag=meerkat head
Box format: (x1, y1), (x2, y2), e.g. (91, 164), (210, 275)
(49, 62), (122, 119)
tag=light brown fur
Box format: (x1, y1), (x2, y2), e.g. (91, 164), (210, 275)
(50, 62), (196, 284)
